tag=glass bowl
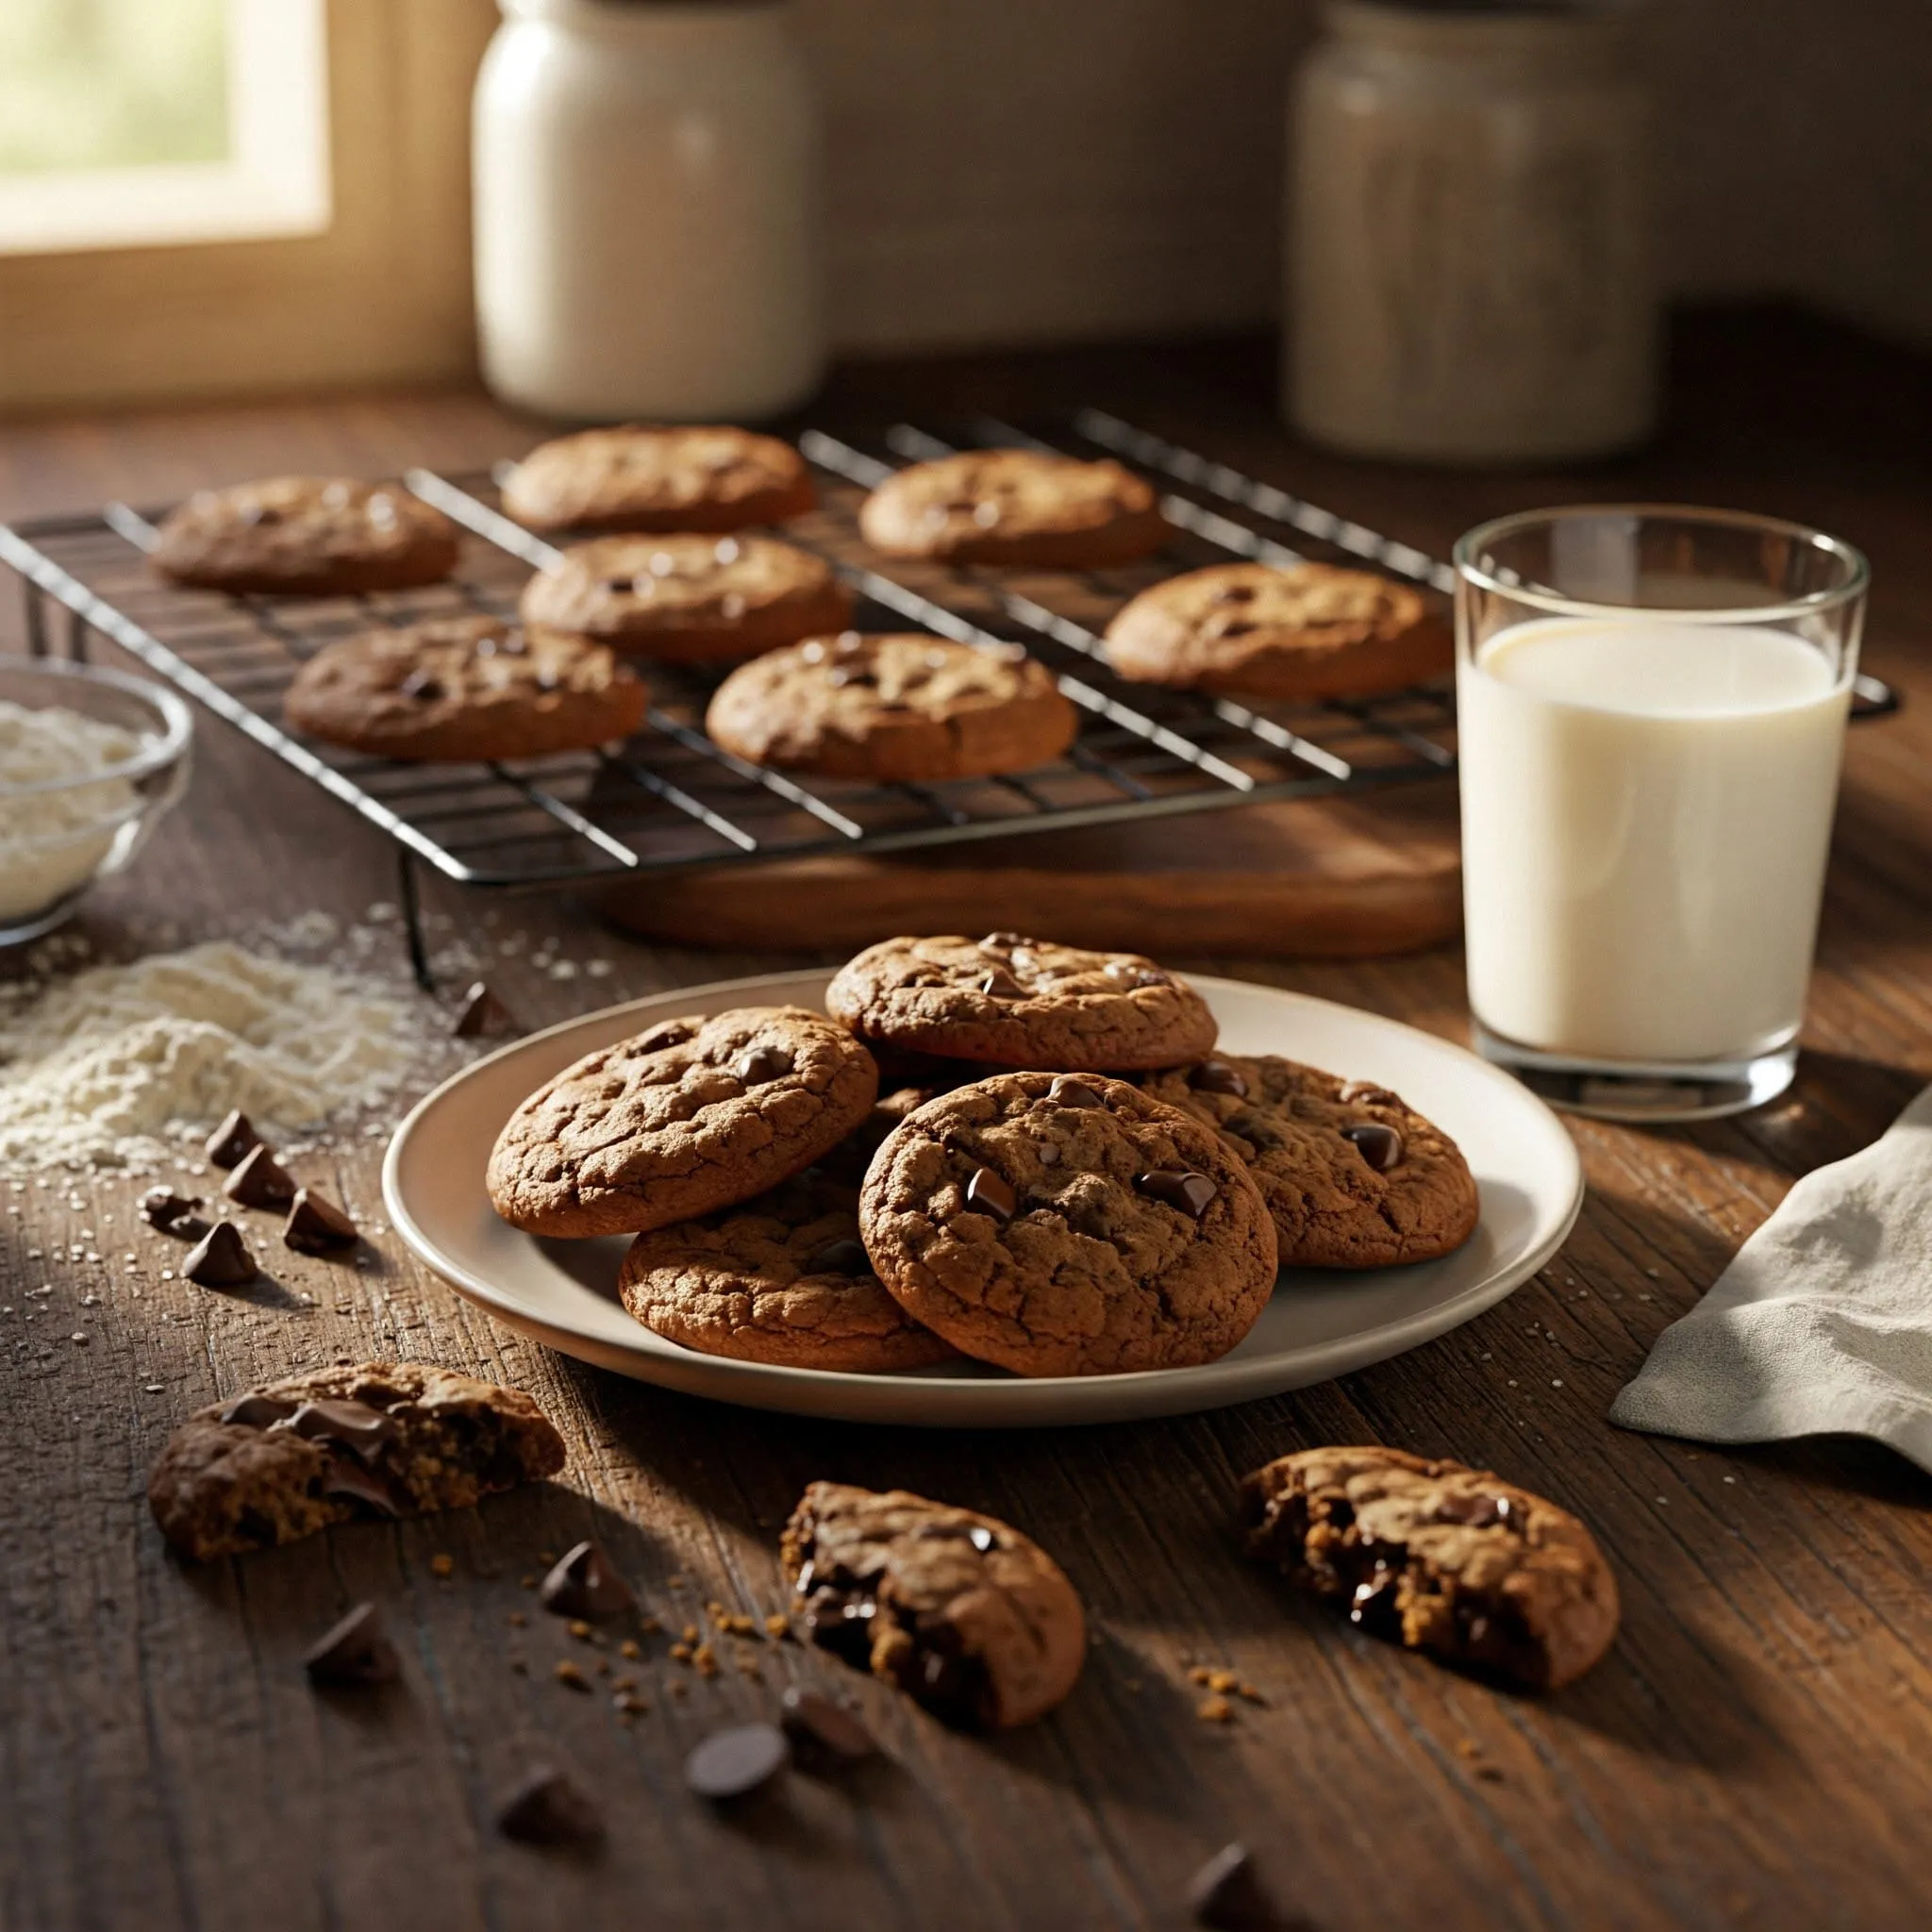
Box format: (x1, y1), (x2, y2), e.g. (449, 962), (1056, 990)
(0, 655), (193, 945)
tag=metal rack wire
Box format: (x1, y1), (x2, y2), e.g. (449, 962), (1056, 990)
(1, 417), (1474, 982)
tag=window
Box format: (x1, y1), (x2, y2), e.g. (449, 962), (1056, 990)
(0, 0), (330, 256)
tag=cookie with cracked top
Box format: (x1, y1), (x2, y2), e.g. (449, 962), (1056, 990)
(147, 1360), (566, 1561)
(502, 425), (814, 535)
(1241, 1445), (1619, 1690)
(704, 634), (1076, 783)
(284, 615), (647, 763)
(617, 1167), (956, 1373)
(859, 1071), (1276, 1376)
(1103, 560), (1451, 701)
(518, 532), (852, 665)
(858, 449), (1168, 568)
(1139, 1055), (1477, 1269)
(826, 933), (1217, 1072)
(152, 475), (460, 597)
(487, 1006), (879, 1239)
(782, 1480), (1086, 1728)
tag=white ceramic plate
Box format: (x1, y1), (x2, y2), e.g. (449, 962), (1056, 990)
(384, 971), (1582, 1427)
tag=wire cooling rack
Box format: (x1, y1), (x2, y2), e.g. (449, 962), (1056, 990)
(0, 415), (1486, 980)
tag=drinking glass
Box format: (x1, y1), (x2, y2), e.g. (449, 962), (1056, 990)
(1454, 505), (1868, 1121)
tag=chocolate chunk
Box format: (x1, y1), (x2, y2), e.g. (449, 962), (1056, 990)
(274, 1398), (400, 1462)
(205, 1109), (261, 1170)
(303, 1601), (401, 1689)
(1342, 1122), (1405, 1171)
(1432, 1491), (1512, 1529)
(539, 1540), (636, 1619)
(1136, 1169), (1217, 1219)
(603, 575), (639, 593)
(238, 502), (283, 527)
(223, 1143), (296, 1210)
(1191, 1059), (1249, 1098)
(1188, 1842), (1285, 1929)
(1104, 958), (1171, 988)
(977, 968), (1024, 999)
(684, 1723), (790, 1800)
(140, 1188), (205, 1233)
(805, 1238), (871, 1276)
(284, 1188), (358, 1254)
(966, 1524), (997, 1553)
(183, 1221), (258, 1289)
(399, 669), (443, 702)
(733, 1044), (793, 1085)
(964, 1167), (1017, 1223)
(780, 1688), (877, 1763)
(321, 1461), (404, 1519)
(1046, 1075), (1103, 1109)
(979, 931), (1030, 954)
(453, 981), (522, 1040)
(220, 1391), (299, 1429)
(496, 1765), (604, 1846)
(637, 1019), (696, 1049)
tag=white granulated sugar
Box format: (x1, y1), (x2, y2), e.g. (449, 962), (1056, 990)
(0, 701), (144, 919)
(0, 939), (436, 1173)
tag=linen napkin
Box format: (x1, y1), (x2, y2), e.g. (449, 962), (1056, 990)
(1609, 1085), (1932, 1474)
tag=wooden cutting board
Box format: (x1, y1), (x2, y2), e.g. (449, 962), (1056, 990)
(599, 780), (1461, 958)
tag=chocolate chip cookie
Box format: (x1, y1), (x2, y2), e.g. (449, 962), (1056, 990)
(858, 450), (1169, 568)
(518, 533), (853, 665)
(1241, 1446), (1619, 1690)
(704, 634), (1077, 782)
(1139, 1056), (1478, 1269)
(859, 1072), (1276, 1375)
(284, 615), (647, 762)
(827, 933), (1217, 1072)
(782, 1481), (1086, 1728)
(148, 1361), (566, 1561)
(487, 1007), (879, 1239)
(617, 1168), (956, 1373)
(502, 425), (815, 535)
(152, 476), (459, 596)
(1103, 561), (1451, 701)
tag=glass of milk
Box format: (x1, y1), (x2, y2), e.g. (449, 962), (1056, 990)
(1455, 506), (1868, 1121)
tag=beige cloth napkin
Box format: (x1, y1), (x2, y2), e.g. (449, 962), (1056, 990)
(1609, 1085), (1932, 1474)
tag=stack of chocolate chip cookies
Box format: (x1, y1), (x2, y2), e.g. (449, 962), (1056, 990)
(485, 931), (1480, 1381)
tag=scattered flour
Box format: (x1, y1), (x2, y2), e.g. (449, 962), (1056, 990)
(0, 940), (437, 1173)
(0, 701), (144, 920)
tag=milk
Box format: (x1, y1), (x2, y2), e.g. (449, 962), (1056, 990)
(1458, 619), (1849, 1064)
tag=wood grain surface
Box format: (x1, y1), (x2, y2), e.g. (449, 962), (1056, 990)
(2, 311), (1929, 1932)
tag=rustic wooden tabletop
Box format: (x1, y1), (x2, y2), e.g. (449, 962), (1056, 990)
(2, 314), (1928, 1932)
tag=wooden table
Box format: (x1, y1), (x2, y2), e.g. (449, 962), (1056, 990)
(3, 312), (1929, 1932)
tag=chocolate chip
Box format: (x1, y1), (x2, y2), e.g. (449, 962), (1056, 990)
(780, 1688), (876, 1763)
(685, 1723), (790, 1800)
(1341, 1081), (1398, 1108)
(399, 669), (443, 702)
(539, 1540), (636, 1619)
(978, 968), (1023, 999)
(1432, 1491), (1512, 1528)
(805, 1238), (871, 1276)
(273, 1398), (399, 1462)
(964, 1167), (1016, 1222)
(1187, 1841), (1285, 1929)
(637, 1018), (696, 1049)
(321, 1461), (403, 1519)
(1137, 1169), (1217, 1218)
(1215, 584), (1259, 605)
(223, 1143), (297, 1210)
(1342, 1122), (1405, 1171)
(183, 1221), (258, 1288)
(1191, 1059), (1248, 1097)
(238, 503), (283, 526)
(284, 1188), (358, 1254)
(220, 1391), (298, 1428)
(1047, 1075), (1104, 1108)
(453, 980), (521, 1040)
(139, 1188), (204, 1233)
(1104, 958), (1172, 988)
(979, 931), (1030, 954)
(603, 575), (639, 593)
(205, 1109), (261, 1169)
(733, 1044), (793, 1085)
(303, 1602), (401, 1689)
(966, 1524), (997, 1553)
(496, 1765), (604, 1846)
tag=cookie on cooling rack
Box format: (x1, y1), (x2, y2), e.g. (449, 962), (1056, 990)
(152, 476), (459, 597)
(284, 614), (647, 763)
(518, 532), (852, 665)
(858, 449), (1169, 568)
(501, 426), (815, 536)
(704, 633), (1077, 783)
(1102, 560), (1451, 701)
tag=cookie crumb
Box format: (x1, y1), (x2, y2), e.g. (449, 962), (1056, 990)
(619, 1639), (641, 1660)
(669, 1642), (692, 1664)
(1196, 1695), (1233, 1724)
(508, 1611), (526, 1628)
(429, 1553), (455, 1579)
(763, 1614), (789, 1640)
(692, 1642), (719, 1679)
(554, 1659), (591, 1691)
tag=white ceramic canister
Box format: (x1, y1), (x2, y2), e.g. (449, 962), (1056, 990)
(1288, 1), (1655, 464)
(474, 0), (824, 421)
